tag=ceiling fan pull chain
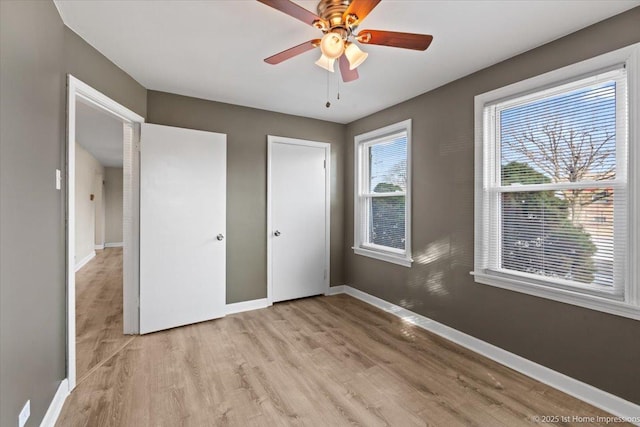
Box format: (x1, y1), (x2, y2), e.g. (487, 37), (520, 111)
(326, 68), (331, 108)
(337, 71), (340, 100)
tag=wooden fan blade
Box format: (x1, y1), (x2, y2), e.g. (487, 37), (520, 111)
(257, 0), (327, 28)
(339, 55), (359, 82)
(358, 30), (433, 51)
(264, 39), (320, 65)
(342, 0), (381, 26)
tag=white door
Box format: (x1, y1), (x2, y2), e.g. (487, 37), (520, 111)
(269, 137), (329, 303)
(140, 123), (226, 334)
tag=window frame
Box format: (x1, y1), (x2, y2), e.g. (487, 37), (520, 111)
(489, 68), (627, 299)
(354, 119), (413, 267)
(473, 43), (640, 321)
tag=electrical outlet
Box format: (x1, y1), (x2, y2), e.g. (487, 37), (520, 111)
(18, 400), (30, 427)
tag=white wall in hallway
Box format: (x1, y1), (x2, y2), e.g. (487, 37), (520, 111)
(75, 143), (104, 266)
(94, 173), (105, 248)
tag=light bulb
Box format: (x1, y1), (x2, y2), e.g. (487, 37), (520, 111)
(315, 54), (335, 72)
(344, 42), (368, 70)
(319, 32), (345, 60)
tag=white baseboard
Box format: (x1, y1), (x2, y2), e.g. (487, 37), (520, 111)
(94, 244), (104, 250)
(104, 242), (123, 248)
(226, 298), (270, 315)
(325, 285), (346, 296)
(74, 251), (95, 272)
(39, 379), (69, 427)
(332, 285), (640, 423)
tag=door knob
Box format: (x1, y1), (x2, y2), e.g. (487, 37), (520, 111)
(216, 234), (224, 241)
(274, 230), (281, 237)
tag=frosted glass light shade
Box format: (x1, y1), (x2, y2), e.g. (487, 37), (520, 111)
(345, 43), (368, 70)
(319, 32), (344, 59)
(315, 54), (335, 72)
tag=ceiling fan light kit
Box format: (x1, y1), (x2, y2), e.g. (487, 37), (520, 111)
(258, 0), (433, 82)
(319, 32), (345, 59)
(344, 42), (368, 70)
(315, 54), (336, 72)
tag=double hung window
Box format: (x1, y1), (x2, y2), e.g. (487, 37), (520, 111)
(474, 44), (640, 320)
(354, 120), (412, 267)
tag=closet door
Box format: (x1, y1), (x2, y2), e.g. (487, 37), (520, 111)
(269, 136), (330, 302)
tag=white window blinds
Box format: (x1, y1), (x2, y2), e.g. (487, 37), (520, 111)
(364, 132), (407, 251)
(483, 67), (628, 298)
(354, 119), (412, 266)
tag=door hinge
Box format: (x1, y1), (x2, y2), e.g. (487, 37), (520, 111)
(323, 159), (326, 169)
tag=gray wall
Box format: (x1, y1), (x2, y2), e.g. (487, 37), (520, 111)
(0, 2), (146, 426)
(104, 167), (124, 244)
(64, 27), (147, 118)
(344, 8), (640, 404)
(147, 92), (345, 303)
(0, 2), (66, 425)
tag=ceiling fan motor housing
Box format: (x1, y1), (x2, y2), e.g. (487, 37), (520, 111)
(317, 0), (353, 32)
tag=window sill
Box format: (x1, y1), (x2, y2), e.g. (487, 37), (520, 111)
(471, 271), (640, 321)
(353, 246), (413, 267)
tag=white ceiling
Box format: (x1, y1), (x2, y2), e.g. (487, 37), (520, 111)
(55, 1), (639, 124)
(76, 100), (124, 168)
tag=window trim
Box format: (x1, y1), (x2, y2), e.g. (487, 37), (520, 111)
(354, 119), (413, 267)
(473, 43), (640, 321)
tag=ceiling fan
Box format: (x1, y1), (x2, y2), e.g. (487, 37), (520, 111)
(257, 0), (433, 82)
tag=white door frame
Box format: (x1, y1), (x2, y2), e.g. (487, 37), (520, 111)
(266, 135), (331, 305)
(66, 75), (144, 391)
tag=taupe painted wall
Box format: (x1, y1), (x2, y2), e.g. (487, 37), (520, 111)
(344, 8), (640, 404)
(147, 91), (345, 303)
(104, 167), (124, 244)
(0, 2), (66, 425)
(64, 27), (147, 118)
(75, 143), (104, 264)
(0, 2), (146, 426)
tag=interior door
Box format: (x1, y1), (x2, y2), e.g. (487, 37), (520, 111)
(140, 123), (226, 334)
(270, 137), (329, 302)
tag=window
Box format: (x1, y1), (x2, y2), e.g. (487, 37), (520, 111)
(474, 44), (640, 320)
(354, 119), (412, 266)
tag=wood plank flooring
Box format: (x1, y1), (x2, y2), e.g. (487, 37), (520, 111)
(75, 247), (131, 382)
(58, 287), (621, 426)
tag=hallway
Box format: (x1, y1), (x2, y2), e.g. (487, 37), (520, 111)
(76, 248), (132, 382)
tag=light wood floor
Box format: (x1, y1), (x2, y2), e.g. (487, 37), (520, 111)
(75, 247), (131, 382)
(58, 284), (620, 426)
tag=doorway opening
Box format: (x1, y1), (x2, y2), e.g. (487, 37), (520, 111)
(74, 99), (127, 383)
(66, 75), (144, 391)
